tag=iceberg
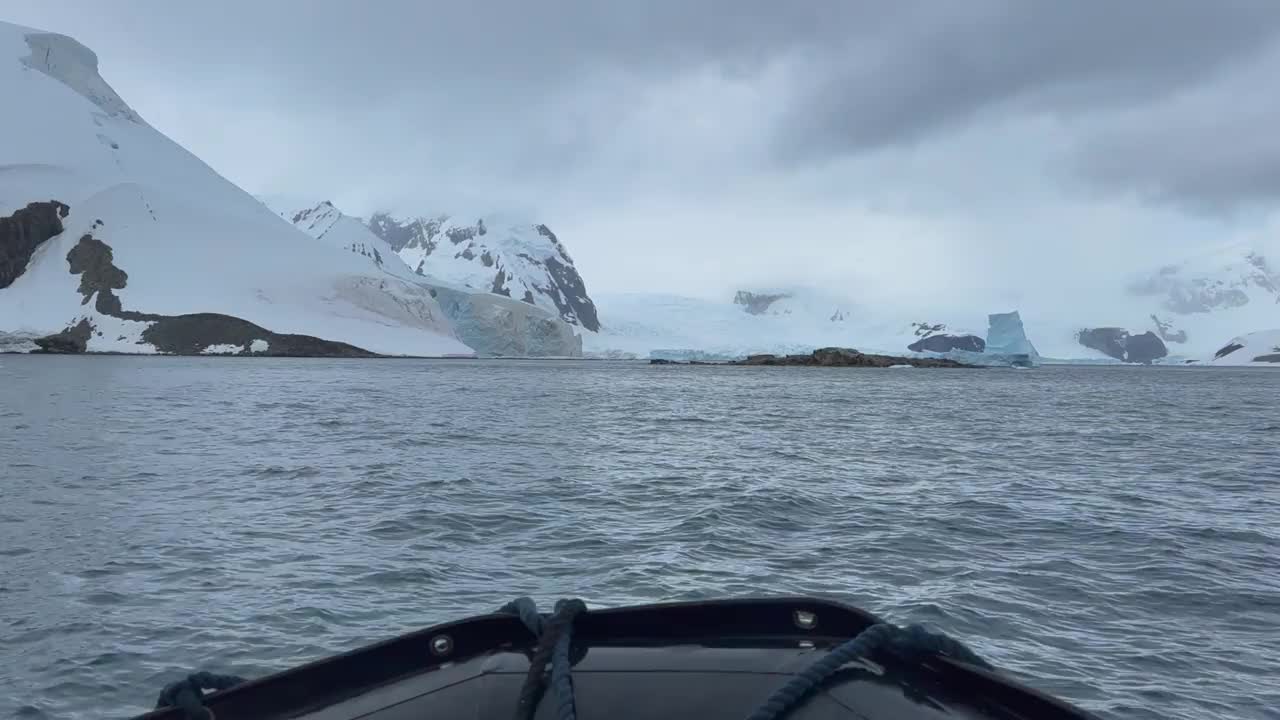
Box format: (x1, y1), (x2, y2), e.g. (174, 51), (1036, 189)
(983, 311), (1041, 367)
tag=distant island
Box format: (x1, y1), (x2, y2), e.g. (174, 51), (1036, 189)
(651, 347), (974, 368)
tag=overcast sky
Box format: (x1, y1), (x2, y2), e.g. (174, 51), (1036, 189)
(9, 1), (1280, 307)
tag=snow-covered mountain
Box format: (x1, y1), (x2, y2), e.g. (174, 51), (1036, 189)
(265, 199), (582, 356)
(0, 21), (471, 356)
(1206, 329), (1280, 366)
(365, 212), (600, 332)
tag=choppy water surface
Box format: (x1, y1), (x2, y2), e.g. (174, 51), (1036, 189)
(1, 357), (1277, 719)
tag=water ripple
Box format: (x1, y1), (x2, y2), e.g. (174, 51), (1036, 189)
(0, 357), (1277, 720)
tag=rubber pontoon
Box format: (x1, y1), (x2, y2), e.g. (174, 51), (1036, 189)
(134, 597), (1100, 720)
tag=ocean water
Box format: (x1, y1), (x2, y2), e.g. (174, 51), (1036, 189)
(0, 356), (1277, 720)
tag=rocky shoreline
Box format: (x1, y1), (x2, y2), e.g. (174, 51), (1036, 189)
(651, 347), (976, 368)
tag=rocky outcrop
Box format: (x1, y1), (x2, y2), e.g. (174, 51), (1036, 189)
(142, 314), (376, 357)
(908, 334), (985, 353)
(1, 201), (70, 289)
(33, 318), (93, 353)
(1077, 327), (1168, 364)
(1214, 341), (1244, 359)
(733, 290), (790, 315)
(542, 249), (600, 331)
(731, 347), (972, 368)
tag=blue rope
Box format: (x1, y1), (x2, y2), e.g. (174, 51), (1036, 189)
(498, 596), (546, 638)
(744, 621), (993, 720)
(154, 671), (246, 720)
(550, 599), (588, 720)
(501, 597), (588, 720)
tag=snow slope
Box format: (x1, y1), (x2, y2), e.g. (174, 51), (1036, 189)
(1207, 329), (1280, 366)
(366, 212), (600, 331)
(1123, 242), (1279, 355)
(585, 288), (953, 359)
(266, 198), (583, 356)
(0, 22), (470, 356)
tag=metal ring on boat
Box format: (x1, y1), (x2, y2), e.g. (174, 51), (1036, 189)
(793, 610), (818, 630)
(430, 634), (454, 657)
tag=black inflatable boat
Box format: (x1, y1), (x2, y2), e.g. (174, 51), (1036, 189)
(135, 596), (1100, 720)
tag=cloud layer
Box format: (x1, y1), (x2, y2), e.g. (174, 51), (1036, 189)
(7, 1), (1280, 298)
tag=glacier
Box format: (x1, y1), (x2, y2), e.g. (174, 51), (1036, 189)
(0, 21), (473, 356)
(265, 199), (582, 357)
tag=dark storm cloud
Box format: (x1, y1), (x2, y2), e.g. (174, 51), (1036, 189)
(1075, 74), (1280, 214)
(772, 1), (1280, 160)
(11, 0), (1280, 212)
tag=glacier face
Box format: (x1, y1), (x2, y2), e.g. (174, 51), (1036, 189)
(266, 199), (583, 357)
(0, 22), (472, 356)
(366, 212), (600, 332)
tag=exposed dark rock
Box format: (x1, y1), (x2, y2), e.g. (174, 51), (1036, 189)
(1215, 342), (1244, 359)
(911, 321), (946, 337)
(491, 270), (511, 297)
(446, 225), (477, 245)
(1, 200), (70, 289)
(33, 318), (93, 353)
(649, 358), (678, 365)
(1077, 327), (1167, 364)
(142, 314), (377, 357)
(1253, 353), (1280, 363)
(543, 255), (600, 331)
(481, 251), (494, 267)
(366, 212), (440, 255)
(1123, 332), (1167, 364)
(721, 347), (973, 368)
(908, 334), (985, 353)
(460, 247), (475, 261)
(522, 290), (535, 304)
(1151, 314), (1188, 344)
(733, 290), (789, 315)
(66, 233), (127, 307)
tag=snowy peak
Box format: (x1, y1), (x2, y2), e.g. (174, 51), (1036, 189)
(1129, 246), (1279, 315)
(267, 199), (397, 272)
(19, 29), (142, 123)
(366, 212), (600, 331)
